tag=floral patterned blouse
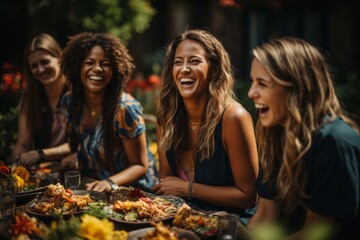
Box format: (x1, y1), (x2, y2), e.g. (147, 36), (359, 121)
(61, 92), (158, 191)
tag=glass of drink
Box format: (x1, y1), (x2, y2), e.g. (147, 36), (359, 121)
(0, 178), (17, 221)
(217, 214), (240, 240)
(64, 171), (81, 190)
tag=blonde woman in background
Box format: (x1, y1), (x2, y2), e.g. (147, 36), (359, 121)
(247, 37), (360, 239)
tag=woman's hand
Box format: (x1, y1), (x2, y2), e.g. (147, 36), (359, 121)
(20, 150), (40, 168)
(60, 153), (79, 171)
(151, 176), (188, 197)
(85, 180), (111, 192)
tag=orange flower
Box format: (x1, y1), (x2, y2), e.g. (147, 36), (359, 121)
(10, 214), (43, 237)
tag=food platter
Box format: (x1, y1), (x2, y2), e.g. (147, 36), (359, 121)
(25, 188), (108, 222)
(127, 227), (201, 240)
(15, 172), (52, 205)
(101, 187), (185, 230)
(109, 195), (185, 230)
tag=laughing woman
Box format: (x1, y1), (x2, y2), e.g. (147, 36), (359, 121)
(60, 32), (158, 192)
(247, 37), (360, 239)
(10, 33), (68, 170)
(152, 29), (258, 224)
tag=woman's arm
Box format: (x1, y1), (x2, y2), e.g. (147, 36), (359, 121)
(20, 143), (71, 168)
(153, 103), (259, 208)
(86, 133), (149, 192)
(188, 103), (258, 209)
(11, 109), (33, 160)
(156, 125), (175, 178)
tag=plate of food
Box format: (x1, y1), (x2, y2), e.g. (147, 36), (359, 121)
(127, 221), (200, 240)
(101, 187), (185, 230)
(25, 183), (108, 222)
(15, 167), (59, 195)
(172, 203), (218, 239)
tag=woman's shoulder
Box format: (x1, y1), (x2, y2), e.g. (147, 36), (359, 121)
(222, 101), (253, 125)
(316, 117), (360, 143)
(118, 92), (142, 108)
(114, 92), (144, 120)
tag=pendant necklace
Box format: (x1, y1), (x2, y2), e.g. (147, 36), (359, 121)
(87, 103), (97, 117)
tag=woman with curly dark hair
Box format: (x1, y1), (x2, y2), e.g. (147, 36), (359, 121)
(247, 37), (360, 239)
(60, 32), (158, 192)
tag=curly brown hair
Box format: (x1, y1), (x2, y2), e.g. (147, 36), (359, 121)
(61, 32), (135, 166)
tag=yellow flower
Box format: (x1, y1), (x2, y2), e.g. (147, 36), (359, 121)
(79, 214), (114, 240)
(13, 166), (30, 182)
(14, 175), (25, 190)
(111, 230), (128, 240)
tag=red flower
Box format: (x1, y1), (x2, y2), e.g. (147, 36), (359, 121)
(147, 74), (161, 87)
(0, 165), (10, 175)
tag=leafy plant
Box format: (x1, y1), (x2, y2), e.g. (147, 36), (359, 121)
(27, 0), (156, 43)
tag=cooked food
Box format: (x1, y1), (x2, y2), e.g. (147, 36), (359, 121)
(30, 183), (95, 215)
(140, 222), (179, 240)
(172, 203), (218, 237)
(112, 196), (180, 222)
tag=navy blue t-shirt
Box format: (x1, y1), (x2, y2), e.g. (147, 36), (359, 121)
(256, 118), (360, 238)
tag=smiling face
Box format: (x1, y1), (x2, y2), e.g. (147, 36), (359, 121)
(172, 39), (210, 99)
(80, 45), (113, 95)
(27, 50), (61, 85)
(248, 59), (289, 127)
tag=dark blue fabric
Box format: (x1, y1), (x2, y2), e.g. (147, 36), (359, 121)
(256, 118), (360, 238)
(167, 115), (256, 224)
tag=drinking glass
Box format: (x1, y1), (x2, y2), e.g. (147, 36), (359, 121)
(64, 171), (81, 190)
(0, 178), (17, 221)
(217, 214), (240, 240)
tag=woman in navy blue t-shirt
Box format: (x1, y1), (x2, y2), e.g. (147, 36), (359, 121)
(247, 37), (360, 239)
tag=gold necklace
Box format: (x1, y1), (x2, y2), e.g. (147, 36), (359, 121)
(189, 118), (202, 130)
(87, 103), (97, 117)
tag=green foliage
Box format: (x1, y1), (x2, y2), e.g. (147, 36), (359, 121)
(45, 216), (82, 240)
(331, 67), (360, 123)
(0, 107), (18, 158)
(235, 79), (256, 119)
(28, 0), (156, 43)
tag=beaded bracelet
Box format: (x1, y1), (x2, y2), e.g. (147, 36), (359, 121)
(187, 180), (193, 200)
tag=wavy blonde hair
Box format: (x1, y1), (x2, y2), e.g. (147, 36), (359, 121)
(254, 37), (359, 214)
(157, 29), (236, 160)
(22, 33), (63, 130)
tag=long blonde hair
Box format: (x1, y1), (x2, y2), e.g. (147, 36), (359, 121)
(157, 29), (236, 160)
(254, 37), (359, 214)
(22, 33), (62, 130)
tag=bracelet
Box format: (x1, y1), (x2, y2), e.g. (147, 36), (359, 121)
(37, 149), (45, 162)
(57, 146), (62, 157)
(187, 180), (193, 200)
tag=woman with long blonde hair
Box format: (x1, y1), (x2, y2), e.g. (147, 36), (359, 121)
(152, 29), (258, 224)
(247, 37), (360, 239)
(10, 33), (68, 170)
